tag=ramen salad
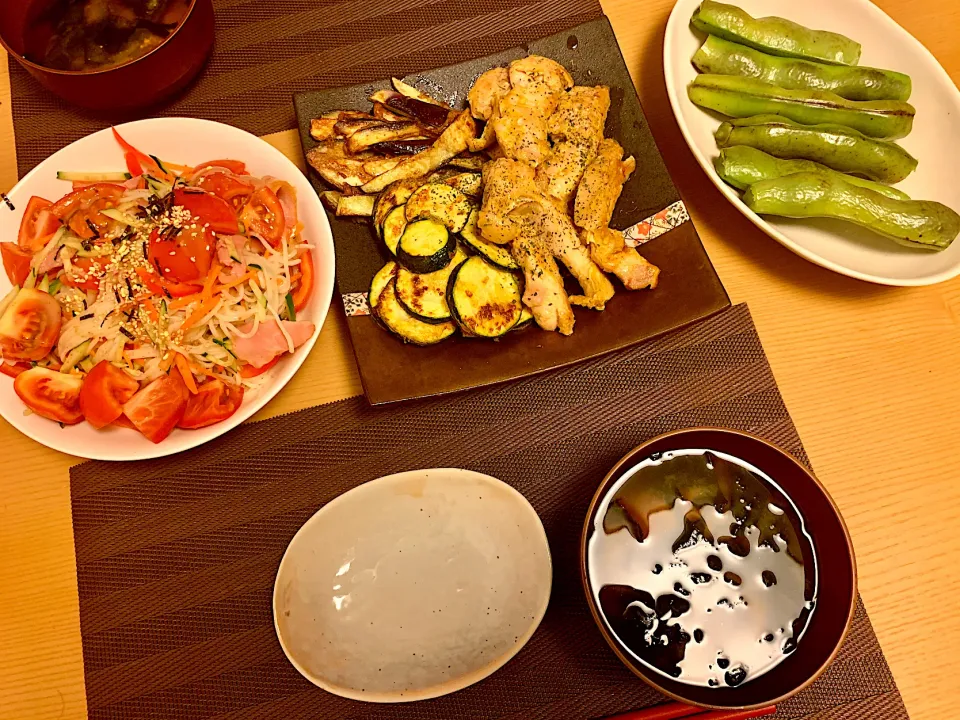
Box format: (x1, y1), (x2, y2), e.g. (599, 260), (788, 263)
(0, 129), (316, 443)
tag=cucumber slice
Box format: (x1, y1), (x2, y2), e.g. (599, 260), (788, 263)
(459, 208), (518, 271)
(405, 183), (471, 233)
(396, 219), (455, 273)
(57, 171), (132, 182)
(382, 205), (407, 256)
(100, 207), (139, 225)
(395, 247), (467, 324)
(375, 278), (456, 345)
(369, 260), (398, 310)
(447, 256), (523, 338)
(373, 177), (423, 239)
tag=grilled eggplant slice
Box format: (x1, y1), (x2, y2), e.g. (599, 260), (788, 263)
(376, 278), (457, 345)
(347, 122), (423, 154)
(368, 139), (434, 156)
(396, 219), (455, 273)
(362, 157), (403, 176)
(306, 142), (374, 190)
(336, 194), (376, 217)
(310, 113), (339, 141)
(447, 155), (485, 171)
(443, 172), (482, 198)
(395, 247), (467, 323)
(373, 177), (424, 238)
(369, 261), (398, 311)
(391, 78), (449, 107)
(382, 205), (407, 255)
(334, 117), (385, 138)
(405, 183), (471, 233)
(447, 256), (523, 338)
(319, 190), (342, 211)
(372, 102), (408, 122)
(459, 209), (518, 270)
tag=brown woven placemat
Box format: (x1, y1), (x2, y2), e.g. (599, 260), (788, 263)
(8, 0), (603, 178)
(70, 304), (907, 719)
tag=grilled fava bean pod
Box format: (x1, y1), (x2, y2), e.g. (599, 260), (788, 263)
(714, 146), (910, 200)
(715, 115), (918, 183)
(743, 172), (960, 250)
(693, 36), (911, 101)
(690, 0), (861, 65)
(689, 75), (915, 139)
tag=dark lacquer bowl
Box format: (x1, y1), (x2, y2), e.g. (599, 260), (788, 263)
(580, 428), (856, 710)
(0, 0), (213, 110)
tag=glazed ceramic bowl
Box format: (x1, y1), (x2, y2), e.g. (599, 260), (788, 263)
(0, 0), (213, 109)
(580, 428), (856, 709)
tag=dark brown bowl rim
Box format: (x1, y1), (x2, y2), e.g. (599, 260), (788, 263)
(579, 426), (858, 710)
(0, 0), (199, 77)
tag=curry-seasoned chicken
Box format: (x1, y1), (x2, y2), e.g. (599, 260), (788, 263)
(512, 232), (576, 335)
(583, 227), (660, 290)
(574, 139), (636, 230)
(478, 158), (542, 245)
(468, 67), (510, 121)
(538, 202), (615, 310)
(535, 141), (595, 206)
(493, 56), (573, 167)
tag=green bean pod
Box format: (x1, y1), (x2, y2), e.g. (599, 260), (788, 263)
(693, 36), (911, 101)
(689, 75), (915, 139)
(691, 0), (861, 65)
(743, 172), (959, 250)
(714, 115), (918, 183)
(714, 146), (910, 200)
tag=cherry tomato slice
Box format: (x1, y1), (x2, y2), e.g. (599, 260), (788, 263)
(135, 267), (202, 299)
(18, 197), (62, 253)
(238, 354), (280, 378)
(174, 188), (239, 234)
(0, 288), (62, 361)
(147, 224), (214, 285)
(61, 256), (111, 293)
(291, 250), (314, 313)
(79, 361), (141, 429)
(194, 159), (248, 175)
(240, 187), (284, 247)
(178, 378), (244, 429)
(122, 372), (189, 443)
(50, 184), (125, 240)
(0, 361), (32, 378)
(197, 173), (253, 210)
(14, 367), (84, 424)
(1, 242), (33, 286)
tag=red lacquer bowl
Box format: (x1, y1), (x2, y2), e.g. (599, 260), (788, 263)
(0, 0), (213, 110)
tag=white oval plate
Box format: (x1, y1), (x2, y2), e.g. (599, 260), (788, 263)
(0, 118), (334, 460)
(273, 468), (553, 703)
(664, 0), (960, 285)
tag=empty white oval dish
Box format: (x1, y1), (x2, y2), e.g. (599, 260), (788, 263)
(273, 468), (553, 702)
(664, 0), (960, 285)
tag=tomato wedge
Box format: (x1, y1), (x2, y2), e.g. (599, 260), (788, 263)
(61, 256), (111, 293)
(291, 250), (314, 313)
(79, 361), (141, 429)
(14, 367), (84, 424)
(178, 378), (244, 429)
(0, 361), (31, 378)
(0, 288), (62, 361)
(50, 183), (125, 240)
(238, 354), (280, 378)
(135, 267), (202, 298)
(18, 197), (61, 253)
(197, 173), (253, 210)
(147, 223), (214, 285)
(240, 187), (284, 247)
(1, 243), (33, 286)
(122, 372), (189, 443)
(194, 159), (247, 175)
(174, 188), (239, 234)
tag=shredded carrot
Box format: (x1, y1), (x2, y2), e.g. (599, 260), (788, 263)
(160, 353), (175, 371)
(175, 354), (198, 394)
(162, 162), (195, 174)
(168, 293), (202, 311)
(202, 260), (222, 299)
(215, 271), (257, 292)
(143, 299), (159, 323)
(182, 295), (219, 330)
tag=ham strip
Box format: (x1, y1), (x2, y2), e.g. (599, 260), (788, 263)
(231, 319), (315, 368)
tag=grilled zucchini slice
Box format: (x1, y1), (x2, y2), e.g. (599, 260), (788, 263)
(443, 172), (482, 198)
(376, 278), (457, 345)
(373, 177), (423, 239)
(382, 205), (407, 255)
(513, 305), (534, 331)
(447, 256), (523, 338)
(369, 260), (398, 310)
(459, 209), (519, 271)
(396, 219), (456, 273)
(405, 183), (471, 233)
(396, 247), (467, 323)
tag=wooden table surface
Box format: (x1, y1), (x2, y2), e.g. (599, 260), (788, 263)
(2, 1), (958, 718)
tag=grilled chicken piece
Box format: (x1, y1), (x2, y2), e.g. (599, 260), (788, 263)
(537, 202), (615, 310)
(361, 111), (476, 193)
(548, 86), (610, 146)
(511, 233), (575, 335)
(493, 56), (573, 167)
(535, 140), (595, 206)
(468, 67), (511, 121)
(574, 139), (636, 230)
(583, 227), (660, 290)
(478, 158), (542, 245)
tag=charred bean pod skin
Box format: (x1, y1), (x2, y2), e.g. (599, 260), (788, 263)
(690, 0), (861, 65)
(743, 171), (960, 250)
(689, 75), (915, 139)
(714, 145), (910, 200)
(714, 115), (918, 183)
(693, 36), (911, 101)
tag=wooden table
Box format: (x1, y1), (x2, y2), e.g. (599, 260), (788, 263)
(2, 1), (958, 717)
